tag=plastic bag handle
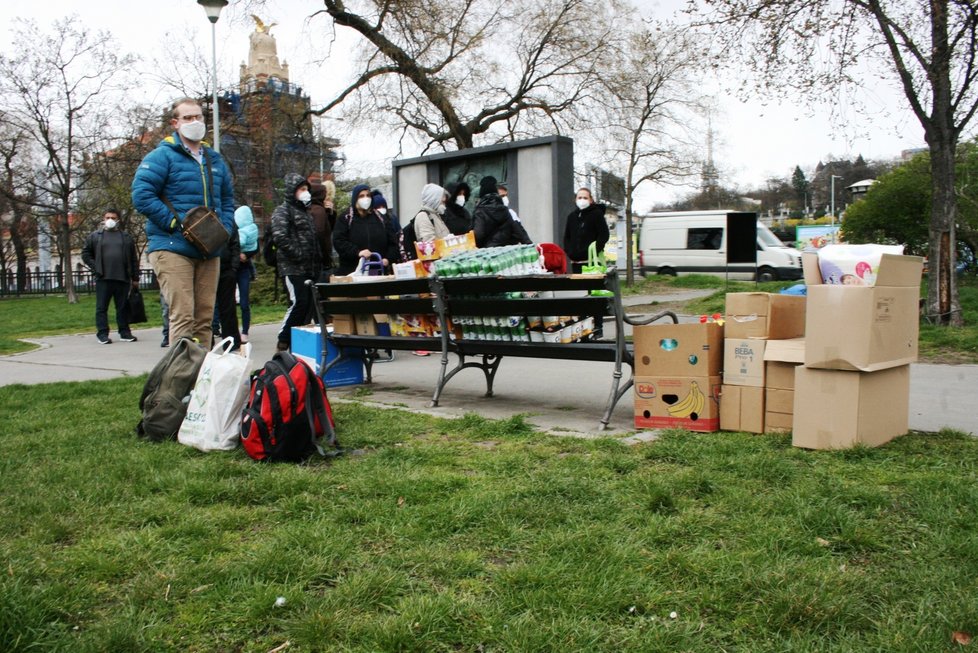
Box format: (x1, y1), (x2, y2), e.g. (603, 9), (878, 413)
(587, 241), (605, 267)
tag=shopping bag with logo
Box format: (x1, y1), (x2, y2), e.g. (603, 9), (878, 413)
(582, 241), (614, 296)
(178, 338), (253, 451)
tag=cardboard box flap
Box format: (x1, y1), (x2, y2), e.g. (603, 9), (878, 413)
(803, 252), (923, 288)
(726, 292), (769, 317)
(875, 254), (924, 287)
(763, 337), (805, 363)
(802, 252), (822, 285)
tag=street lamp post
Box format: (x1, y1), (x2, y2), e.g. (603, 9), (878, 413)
(829, 175), (843, 226)
(197, 0), (228, 153)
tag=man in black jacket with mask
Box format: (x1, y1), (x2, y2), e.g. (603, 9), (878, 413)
(81, 209), (139, 344)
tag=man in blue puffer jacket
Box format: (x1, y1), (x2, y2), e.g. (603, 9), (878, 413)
(131, 97), (235, 344)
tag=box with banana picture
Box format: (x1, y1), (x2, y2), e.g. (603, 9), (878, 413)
(634, 375), (721, 432)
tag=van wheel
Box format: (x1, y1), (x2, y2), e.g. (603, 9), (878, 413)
(757, 267), (778, 282)
(658, 267), (677, 277)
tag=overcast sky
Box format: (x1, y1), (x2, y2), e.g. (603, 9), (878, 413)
(1, 0), (928, 209)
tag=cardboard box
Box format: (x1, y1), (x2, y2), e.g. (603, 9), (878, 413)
(764, 337), (806, 391)
(792, 365), (910, 449)
(725, 293), (806, 339)
(634, 375), (721, 432)
(331, 315), (356, 335)
(723, 338), (767, 386)
(803, 253), (923, 371)
(354, 314), (377, 336)
(434, 231), (476, 259)
(765, 387), (794, 414)
(291, 326), (365, 387)
(764, 410), (793, 433)
(719, 384), (765, 433)
(393, 259), (434, 279)
(633, 322), (723, 377)
(388, 313), (440, 337)
(414, 240), (439, 261)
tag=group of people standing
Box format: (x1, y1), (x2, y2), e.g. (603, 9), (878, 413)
(92, 96), (612, 355)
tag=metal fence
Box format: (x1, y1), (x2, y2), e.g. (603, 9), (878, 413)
(0, 268), (159, 298)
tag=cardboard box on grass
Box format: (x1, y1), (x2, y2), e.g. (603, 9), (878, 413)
(803, 252), (923, 371)
(763, 337), (805, 432)
(633, 322), (723, 377)
(723, 338), (766, 386)
(725, 292), (806, 339)
(634, 375), (721, 432)
(792, 365), (910, 449)
(291, 325), (365, 387)
(719, 385), (765, 433)
(765, 337), (805, 390)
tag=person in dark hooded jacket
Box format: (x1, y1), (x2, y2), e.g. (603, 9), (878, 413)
(308, 180), (335, 279)
(271, 172), (321, 351)
(332, 184), (401, 275)
(563, 187), (610, 273)
(443, 180), (473, 235)
(472, 176), (517, 248)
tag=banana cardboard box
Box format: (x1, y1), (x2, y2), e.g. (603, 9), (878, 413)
(634, 375), (721, 432)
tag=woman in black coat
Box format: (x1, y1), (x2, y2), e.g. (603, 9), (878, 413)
(562, 187), (610, 273)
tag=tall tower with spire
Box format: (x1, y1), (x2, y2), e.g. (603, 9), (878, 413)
(219, 16), (340, 220)
(700, 117), (720, 195)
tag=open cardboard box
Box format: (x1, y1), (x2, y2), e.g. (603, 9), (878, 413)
(803, 252), (923, 371)
(724, 292), (806, 339)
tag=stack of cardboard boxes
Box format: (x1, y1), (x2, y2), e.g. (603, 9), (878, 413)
(792, 253), (923, 449)
(625, 254), (923, 448)
(720, 293), (806, 433)
(632, 322), (723, 432)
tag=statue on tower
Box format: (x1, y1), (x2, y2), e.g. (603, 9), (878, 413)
(250, 15), (278, 34)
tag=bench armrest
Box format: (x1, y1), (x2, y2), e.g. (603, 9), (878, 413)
(623, 310), (679, 326)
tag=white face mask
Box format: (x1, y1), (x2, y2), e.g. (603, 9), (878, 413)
(500, 195), (509, 207)
(436, 204), (446, 215)
(377, 207), (387, 215)
(297, 190), (312, 205)
(178, 120), (207, 142)
(455, 195), (466, 207)
(356, 196), (373, 211)
(103, 218), (118, 230)
(576, 198), (590, 211)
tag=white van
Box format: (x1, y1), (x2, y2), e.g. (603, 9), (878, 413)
(638, 210), (803, 281)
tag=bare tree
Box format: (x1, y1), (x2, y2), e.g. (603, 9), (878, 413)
(0, 120), (37, 294)
(0, 18), (136, 303)
(594, 24), (704, 283)
(312, 0), (623, 151)
(694, 0), (978, 326)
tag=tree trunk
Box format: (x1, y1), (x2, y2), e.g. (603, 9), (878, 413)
(925, 137), (962, 325)
(62, 219), (78, 304)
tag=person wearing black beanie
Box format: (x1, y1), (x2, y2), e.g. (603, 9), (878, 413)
(473, 175), (516, 247)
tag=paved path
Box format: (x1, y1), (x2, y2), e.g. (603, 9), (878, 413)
(1, 292), (975, 438)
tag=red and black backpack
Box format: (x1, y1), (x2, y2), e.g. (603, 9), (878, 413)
(240, 351), (339, 462)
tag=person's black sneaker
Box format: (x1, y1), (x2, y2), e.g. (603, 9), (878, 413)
(161, 338), (169, 348)
(119, 334), (138, 342)
(97, 335), (112, 345)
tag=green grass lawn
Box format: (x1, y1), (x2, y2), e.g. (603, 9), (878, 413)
(1, 377), (976, 651)
(0, 290), (289, 355)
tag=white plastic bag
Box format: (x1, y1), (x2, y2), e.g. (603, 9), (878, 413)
(178, 338), (253, 451)
(817, 243), (904, 286)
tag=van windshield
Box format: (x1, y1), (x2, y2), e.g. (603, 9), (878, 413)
(757, 226), (785, 248)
